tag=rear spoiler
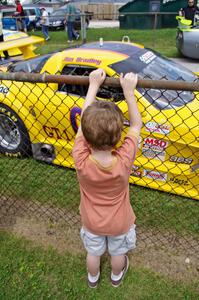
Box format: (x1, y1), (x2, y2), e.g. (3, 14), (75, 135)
(0, 35), (44, 59)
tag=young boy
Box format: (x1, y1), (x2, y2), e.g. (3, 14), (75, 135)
(72, 68), (142, 288)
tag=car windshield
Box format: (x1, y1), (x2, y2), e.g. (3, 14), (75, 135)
(8, 54), (52, 73)
(51, 8), (80, 17)
(51, 10), (65, 16)
(2, 11), (15, 17)
(110, 48), (197, 110)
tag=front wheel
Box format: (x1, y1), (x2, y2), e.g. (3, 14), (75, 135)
(0, 103), (32, 157)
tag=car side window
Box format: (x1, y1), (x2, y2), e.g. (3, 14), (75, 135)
(59, 65), (123, 101)
(29, 9), (36, 16)
(2, 11), (15, 17)
(59, 65), (96, 97)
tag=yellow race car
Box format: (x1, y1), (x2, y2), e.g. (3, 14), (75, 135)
(0, 41), (198, 200)
(0, 29), (44, 72)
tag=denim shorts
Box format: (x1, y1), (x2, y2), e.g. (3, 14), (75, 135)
(80, 225), (136, 256)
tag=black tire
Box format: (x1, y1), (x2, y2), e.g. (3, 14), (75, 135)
(0, 103), (32, 157)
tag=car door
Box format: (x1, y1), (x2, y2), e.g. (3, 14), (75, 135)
(47, 64), (121, 167)
(30, 64), (99, 167)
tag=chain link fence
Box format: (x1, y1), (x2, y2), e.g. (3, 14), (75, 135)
(0, 68), (199, 265)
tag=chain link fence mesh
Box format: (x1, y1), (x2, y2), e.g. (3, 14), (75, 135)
(0, 67), (198, 265)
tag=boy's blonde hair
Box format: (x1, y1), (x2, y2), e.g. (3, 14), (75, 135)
(81, 101), (124, 150)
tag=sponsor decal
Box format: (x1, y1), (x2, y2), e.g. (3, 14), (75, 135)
(76, 57), (101, 66)
(145, 122), (170, 135)
(65, 57), (74, 62)
(170, 177), (189, 186)
(169, 155), (193, 165)
(64, 57), (101, 65)
(143, 169), (167, 182)
(139, 51), (156, 64)
(142, 137), (168, 160)
(0, 86), (9, 94)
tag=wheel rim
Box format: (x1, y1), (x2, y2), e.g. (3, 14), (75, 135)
(0, 114), (21, 150)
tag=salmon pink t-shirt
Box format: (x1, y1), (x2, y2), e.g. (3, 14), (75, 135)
(72, 129), (138, 236)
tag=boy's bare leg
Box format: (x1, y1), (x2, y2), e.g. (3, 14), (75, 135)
(87, 254), (101, 276)
(111, 255), (125, 275)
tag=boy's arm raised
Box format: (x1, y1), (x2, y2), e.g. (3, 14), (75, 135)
(120, 73), (142, 137)
(77, 68), (106, 134)
(81, 68), (106, 115)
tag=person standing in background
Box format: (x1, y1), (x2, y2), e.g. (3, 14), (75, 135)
(0, 11), (9, 60)
(41, 7), (50, 41)
(14, 0), (26, 32)
(179, 0), (199, 25)
(64, 0), (79, 43)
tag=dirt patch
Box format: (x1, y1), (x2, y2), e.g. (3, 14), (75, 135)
(11, 216), (84, 255)
(1, 197), (199, 284)
(1, 215), (198, 284)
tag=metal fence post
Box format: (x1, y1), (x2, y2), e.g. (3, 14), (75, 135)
(81, 13), (86, 44)
(153, 13), (158, 48)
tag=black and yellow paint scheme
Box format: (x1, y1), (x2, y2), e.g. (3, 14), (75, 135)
(1, 29), (44, 58)
(0, 41), (198, 200)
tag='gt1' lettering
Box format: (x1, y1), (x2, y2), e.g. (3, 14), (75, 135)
(43, 125), (70, 140)
(43, 106), (82, 139)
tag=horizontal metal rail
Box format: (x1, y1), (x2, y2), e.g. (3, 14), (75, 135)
(2, 12), (177, 19)
(0, 72), (199, 91)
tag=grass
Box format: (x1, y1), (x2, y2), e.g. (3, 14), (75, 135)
(34, 28), (179, 57)
(0, 27), (198, 299)
(1, 157), (199, 237)
(1, 27), (198, 235)
(0, 231), (198, 300)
